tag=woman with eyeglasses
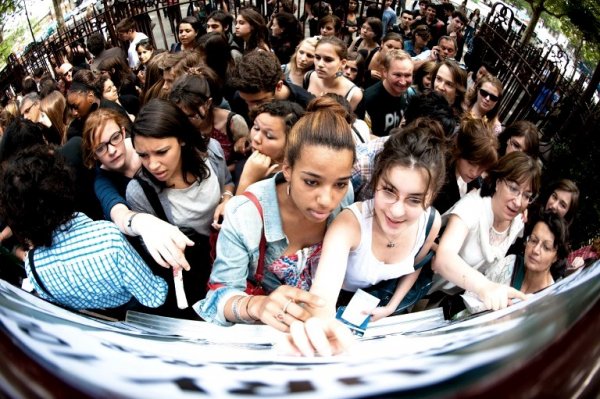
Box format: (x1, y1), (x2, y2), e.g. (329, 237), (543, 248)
(281, 119), (445, 356)
(460, 211), (569, 315)
(432, 151), (541, 311)
(497, 120), (540, 159)
(464, 75), (504, 135)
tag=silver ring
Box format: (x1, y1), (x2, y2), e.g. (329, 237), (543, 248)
(282, 298), (294, 314)
(275, 312), (285, 322)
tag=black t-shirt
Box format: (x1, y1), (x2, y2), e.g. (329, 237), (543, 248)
(360, 81), (409, 137)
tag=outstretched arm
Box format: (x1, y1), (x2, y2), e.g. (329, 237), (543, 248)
(433, 215), (526, 310)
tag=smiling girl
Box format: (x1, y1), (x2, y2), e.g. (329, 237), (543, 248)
(309, 119), (445, 320)
(432, 151), (541, 310)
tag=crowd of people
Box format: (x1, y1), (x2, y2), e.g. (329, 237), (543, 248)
(0, 0), (587, 356)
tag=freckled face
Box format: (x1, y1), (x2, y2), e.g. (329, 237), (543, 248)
(525, 221), (558, 274)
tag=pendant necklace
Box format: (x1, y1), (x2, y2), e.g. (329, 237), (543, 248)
(376, 219), (397, 248)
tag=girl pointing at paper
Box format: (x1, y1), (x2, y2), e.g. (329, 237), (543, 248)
(283, 119), (445, 356)
(196, 100), (356, 331)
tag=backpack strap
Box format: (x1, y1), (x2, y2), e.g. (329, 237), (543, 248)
(352, 124), (365, 143)
(303, 70), (314, 90)
(345, 84), (358, 101)
(136, 178), (168, 221)
(242, 191), (267, 285)
(413, 207), (437, 270)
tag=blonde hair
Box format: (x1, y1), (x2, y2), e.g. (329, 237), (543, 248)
(289, 37), (318, 75)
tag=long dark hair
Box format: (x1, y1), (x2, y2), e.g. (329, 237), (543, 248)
(239, 8), (269, 52)
(370, 117), (447, 207)
(131, 99), (209, 188)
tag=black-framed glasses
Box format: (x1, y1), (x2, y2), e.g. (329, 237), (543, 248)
(94, 130), (124, 156)
(479, 88), (499, 102)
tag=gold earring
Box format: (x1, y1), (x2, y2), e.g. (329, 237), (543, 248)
(287, 184), (291, 196)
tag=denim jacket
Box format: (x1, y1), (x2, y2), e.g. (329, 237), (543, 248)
(195, 173), (354, 325)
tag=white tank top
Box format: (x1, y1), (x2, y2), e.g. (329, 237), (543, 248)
(342, 199), (431, 292)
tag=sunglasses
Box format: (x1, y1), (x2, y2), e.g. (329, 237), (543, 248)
(479, 88), (499, 102)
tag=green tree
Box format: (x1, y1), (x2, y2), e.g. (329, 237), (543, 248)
(0, 0), (22, 44)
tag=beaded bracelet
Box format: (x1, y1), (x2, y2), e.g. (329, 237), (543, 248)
(232, 296), (244, 323)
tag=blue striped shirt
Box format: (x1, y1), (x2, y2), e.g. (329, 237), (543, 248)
(25, 213), (168, 310)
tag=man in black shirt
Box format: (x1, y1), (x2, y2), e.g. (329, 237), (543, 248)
(358, 50), (414, 137)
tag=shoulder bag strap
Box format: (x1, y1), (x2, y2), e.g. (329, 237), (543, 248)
(352, 124), (365, 143)
(242, 191), (267, 284)
(414, 207), (437, 270)
(136, 178), (168, 221)
(303, 70), (313, 90)
(28, 248), (54, 299)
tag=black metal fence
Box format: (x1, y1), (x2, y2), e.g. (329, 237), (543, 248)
(2, 0), (596, 133)
(471, 2), (598, 142)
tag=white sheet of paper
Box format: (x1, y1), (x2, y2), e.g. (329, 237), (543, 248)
(342, 289), (381, 326)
